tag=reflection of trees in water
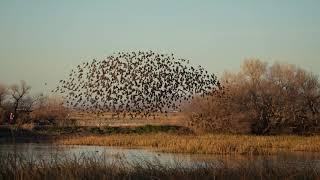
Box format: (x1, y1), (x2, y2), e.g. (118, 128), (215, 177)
(1, 144), (320, 172)
(55, 51), (218, 117)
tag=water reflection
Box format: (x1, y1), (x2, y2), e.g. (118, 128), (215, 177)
(1, 143), (320, 169)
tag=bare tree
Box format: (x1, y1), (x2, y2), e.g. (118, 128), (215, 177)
(30, 96), (69, 125)
(0, 84), (7, 123)
(19, 96), (36, 112)
(21, 93), (46, 111)
(241, 59), (267, 84)
(9, 80), (31, 116)
(186, 59), (320, 135)
(0, 84), (7, 108)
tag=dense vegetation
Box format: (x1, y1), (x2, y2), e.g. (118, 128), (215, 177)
(0, 153), (318, 180)
(187, 59), (320, 135)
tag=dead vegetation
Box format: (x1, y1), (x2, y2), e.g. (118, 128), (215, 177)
(58, 133), (320, 155)
(30, 96), (70, 126)
(69, 111), (185, 127)
(0, 81), (70, 126)
(186, 59), (320, 135)
(1, 153), (318, 180)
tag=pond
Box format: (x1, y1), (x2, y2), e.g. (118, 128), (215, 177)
(1, 143), (320, 169)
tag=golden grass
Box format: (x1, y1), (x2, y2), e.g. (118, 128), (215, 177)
(57, 133), (320, 155)
(70, 111), (186, 126)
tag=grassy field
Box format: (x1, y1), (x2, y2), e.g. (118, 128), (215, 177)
(69, 111), (185, 127)
(0, 153), (318, 180)
(2, 123), (320, 155)
(57, 133), (320, 155)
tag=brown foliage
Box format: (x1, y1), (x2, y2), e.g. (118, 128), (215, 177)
(0, 80), (70, 125)
(30, 96), (70, 125)
(0, 84), (7, 107)
(186, 59), (320, 134)
(0, 84), (7, 124)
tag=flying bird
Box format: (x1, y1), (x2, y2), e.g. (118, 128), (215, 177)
(56, 51), (219, 118)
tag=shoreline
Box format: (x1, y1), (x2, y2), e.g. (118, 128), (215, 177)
(2, 125), (320, 155)
(56, 133), (320, 155)
(1, 152), (318, 180)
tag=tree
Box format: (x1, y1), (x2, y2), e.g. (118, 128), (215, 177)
(187, 59), (320, 135)
(0, 84), (7, 108)
(9, 80), (31, 116)
(30, 96), (70, 125)
(0, 83), (8, 123)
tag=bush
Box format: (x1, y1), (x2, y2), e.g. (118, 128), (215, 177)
(30, 97), (70, 126)
(186, 59), (320, 135)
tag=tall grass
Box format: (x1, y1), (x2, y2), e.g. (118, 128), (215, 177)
(58, 134), (320, 155)
(0, 153), (318, 180)
(70, 111), (185, 127)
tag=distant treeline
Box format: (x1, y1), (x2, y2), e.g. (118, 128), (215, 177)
(1, 59), (319, 135)
(0, 81), (68, 125)
(186, 59), (320, 135)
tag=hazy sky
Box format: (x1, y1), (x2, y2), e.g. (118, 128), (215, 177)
(0, 0), (319, 94)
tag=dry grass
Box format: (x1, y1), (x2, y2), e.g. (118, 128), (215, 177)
(57, 133), (320, 155)
(70, 111), (186, 127)
(0, 153), (318, 180)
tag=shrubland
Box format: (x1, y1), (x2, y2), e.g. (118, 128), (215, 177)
(186, 59), (320, 135)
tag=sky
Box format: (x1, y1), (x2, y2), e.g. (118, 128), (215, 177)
(0, 0), (319, 94)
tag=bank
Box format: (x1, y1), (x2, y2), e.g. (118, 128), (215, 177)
(1, 125), (320, 155)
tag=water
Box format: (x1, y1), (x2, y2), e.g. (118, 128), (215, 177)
(1, 143), (320, 169)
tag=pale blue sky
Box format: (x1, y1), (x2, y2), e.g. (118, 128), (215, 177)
(0, 0), (319, 94)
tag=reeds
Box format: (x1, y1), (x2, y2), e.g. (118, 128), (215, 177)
(0, 153), (318, 180)
(58, 134), (320, 155)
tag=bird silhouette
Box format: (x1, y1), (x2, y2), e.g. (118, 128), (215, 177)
(55, 51), (219, 118)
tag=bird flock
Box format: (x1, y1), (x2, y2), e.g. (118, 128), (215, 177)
(54, 51), (218, 117)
